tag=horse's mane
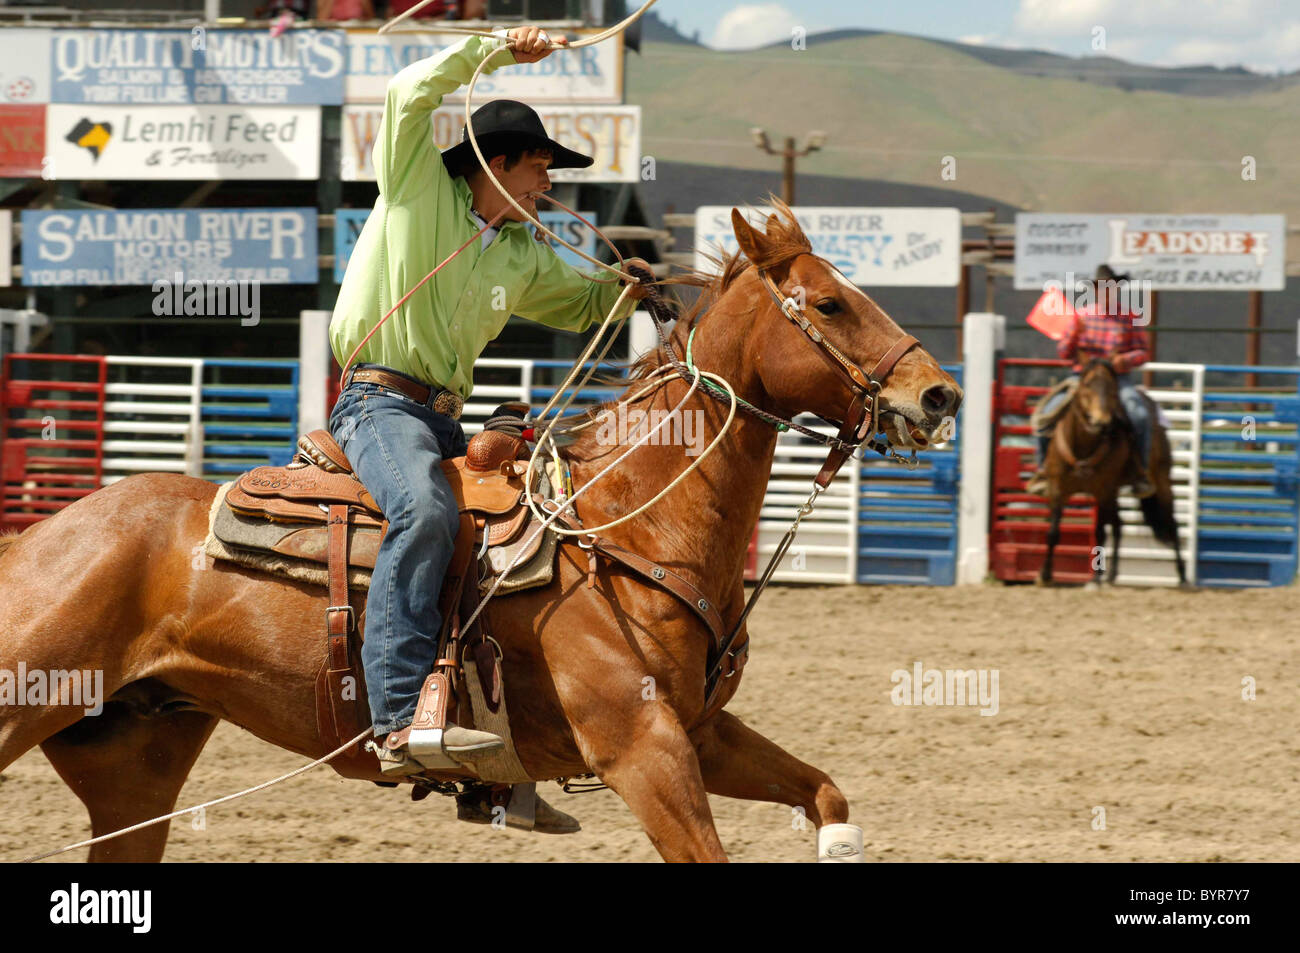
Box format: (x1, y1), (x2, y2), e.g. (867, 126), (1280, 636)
(613, 194), (812, 385)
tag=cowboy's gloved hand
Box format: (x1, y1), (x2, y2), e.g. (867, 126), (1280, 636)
(621, 258), (654, 300)
(507, 26), (568, 63)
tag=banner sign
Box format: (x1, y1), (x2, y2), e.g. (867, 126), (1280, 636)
(333, 208), (370, 284)
(333, 207), (597, 283)
(0, 105), (47, 178)
(1015, 213), (1288, 291)
(344, 28), (622, 104)
(694, 206), (962, 287)
(45, 104), (320, 180)
(0, 29), (51, 103)
(341, 104), (639, 183)
(50, 29), (346, 105)
(0, 210), (11, 287)
(21, 208), (318, 286)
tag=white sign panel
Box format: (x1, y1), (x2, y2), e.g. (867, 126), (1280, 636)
(45, 104), (320, 180)
(1015, 213), (1288, 291)
(0, 210), (11, 287)
(341, 104), (639, 183)
(345, 29), (623, 104)
(0, 29), (51, 103)
(694, 206), (962, 287)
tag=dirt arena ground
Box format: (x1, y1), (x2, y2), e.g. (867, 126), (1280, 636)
(3, 583), (1296, 863)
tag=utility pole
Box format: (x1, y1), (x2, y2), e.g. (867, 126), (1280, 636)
(750, 129), (826, 205)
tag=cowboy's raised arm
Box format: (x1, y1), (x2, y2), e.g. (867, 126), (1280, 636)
(375, 33), (517, 204)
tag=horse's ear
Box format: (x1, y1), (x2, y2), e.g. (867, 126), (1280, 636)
(766, 213), (781, 233)
(731, 208), (764, 263)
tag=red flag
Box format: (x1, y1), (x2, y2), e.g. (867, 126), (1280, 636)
(1026, 287), (1077, 340)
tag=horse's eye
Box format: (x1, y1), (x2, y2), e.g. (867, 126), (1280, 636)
(816, 299), (840, 316)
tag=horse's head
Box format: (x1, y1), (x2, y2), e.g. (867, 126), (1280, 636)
(729, 204), (961, 450)
(1075, 359), (1121, 432)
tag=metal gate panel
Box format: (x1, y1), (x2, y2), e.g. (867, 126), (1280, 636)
(755, 418), (859, 584)
(201, 359), (300, 480)
(857, 363), (963, 585)
(1196, 364), (1300, 587)
(102, 356), (204, 484)
(0, 355), (106, 529)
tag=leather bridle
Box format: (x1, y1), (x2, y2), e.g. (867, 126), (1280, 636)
(756, 268), (920, 488)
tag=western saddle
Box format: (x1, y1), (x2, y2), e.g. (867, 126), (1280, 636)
(210, 408), (738, 767)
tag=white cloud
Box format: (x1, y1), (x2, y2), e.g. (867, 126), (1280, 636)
(709, 3), (805, 51)
(1008, 0), (1300, 71)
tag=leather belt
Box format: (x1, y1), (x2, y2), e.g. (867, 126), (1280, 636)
(348, 366), (464, 419)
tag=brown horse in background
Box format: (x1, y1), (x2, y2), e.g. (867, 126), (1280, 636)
(1037, 359), (1186, 587)
(0, 202), (960, 862)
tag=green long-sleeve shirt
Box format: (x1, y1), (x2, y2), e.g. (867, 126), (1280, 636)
(329, 32), (635, 399)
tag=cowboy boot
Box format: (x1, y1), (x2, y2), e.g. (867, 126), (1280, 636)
(371, 724), (506, 777)
(1024, 435), (1052, 496)
(455, 784), (582, 835)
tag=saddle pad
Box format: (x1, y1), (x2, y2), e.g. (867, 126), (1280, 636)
(204, 481), (557, 596)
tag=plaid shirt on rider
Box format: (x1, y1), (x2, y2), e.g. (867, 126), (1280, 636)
(1058, 304), (1150, 375)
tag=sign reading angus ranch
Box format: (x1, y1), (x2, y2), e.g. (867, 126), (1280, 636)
(1015, 213), (1288, 291)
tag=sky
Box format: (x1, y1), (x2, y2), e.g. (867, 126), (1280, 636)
(648, 0), (1300, 74)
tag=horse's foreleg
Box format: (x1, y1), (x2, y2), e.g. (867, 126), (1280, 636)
(1100, 501), (1121, 584)
(573, 703), (727, 863)
(40, 707), (218, 862)
(693, 710), (848, 828)
(1039, 499), (1063, 585)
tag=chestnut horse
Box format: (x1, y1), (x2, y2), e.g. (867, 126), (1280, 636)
(1037, 359), (1186, 587)
(0, 204), (960, 862)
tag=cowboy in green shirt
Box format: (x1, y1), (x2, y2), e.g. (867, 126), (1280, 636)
(327, 26), (649, 825)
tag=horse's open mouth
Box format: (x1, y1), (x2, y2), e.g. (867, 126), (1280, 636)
(880, 411), (938, 450)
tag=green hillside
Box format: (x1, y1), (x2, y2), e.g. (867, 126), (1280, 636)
(626, 34), (1300, 218)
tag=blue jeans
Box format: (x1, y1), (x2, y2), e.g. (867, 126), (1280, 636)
(1035, 373), (1150, 466)
(327, 365), (468, 737)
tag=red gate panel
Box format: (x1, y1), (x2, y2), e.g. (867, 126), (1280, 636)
(990, 358), (1097, 582)
(1, 354), (107, 530)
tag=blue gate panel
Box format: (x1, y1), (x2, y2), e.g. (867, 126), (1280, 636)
(857, 363), (962, 585)
(1196, 365), (1300, 587)
(201, 359), (300, 480)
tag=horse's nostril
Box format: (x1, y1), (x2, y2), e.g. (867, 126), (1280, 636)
(922, 385), (954, 416)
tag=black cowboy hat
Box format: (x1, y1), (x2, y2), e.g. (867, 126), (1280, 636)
(1094, 263), (1131, 283)
(440, 99), (594, 176)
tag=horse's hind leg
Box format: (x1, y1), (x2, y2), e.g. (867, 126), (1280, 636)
(693, 710), (848, 828)
(39, 706), (217, 862)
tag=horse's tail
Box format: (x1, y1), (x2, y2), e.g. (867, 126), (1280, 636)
(1139, 494), (1178, 546)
